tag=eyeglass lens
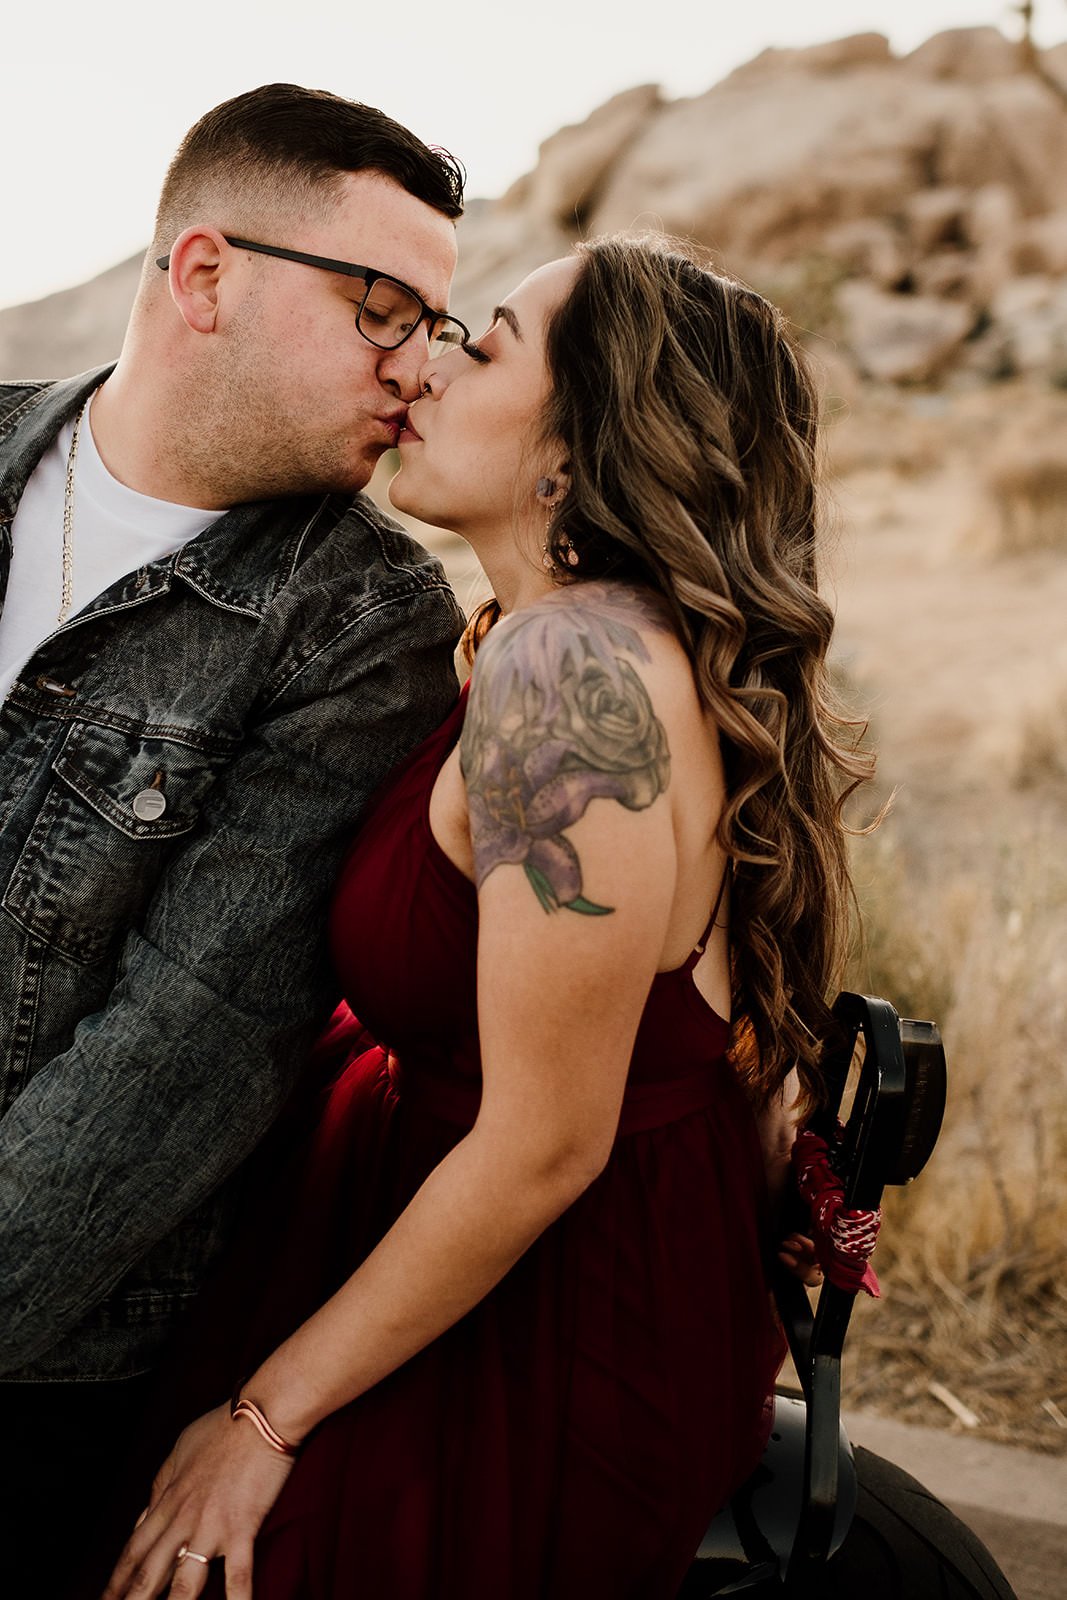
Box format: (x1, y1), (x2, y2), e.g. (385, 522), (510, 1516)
(357, 277), (466, 359)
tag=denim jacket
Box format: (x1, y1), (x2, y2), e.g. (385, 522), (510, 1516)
(0, 367), (464, 1381)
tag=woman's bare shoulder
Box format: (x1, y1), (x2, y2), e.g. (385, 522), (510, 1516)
(460, 581), (679, 913)
(472, 580), (686, 683)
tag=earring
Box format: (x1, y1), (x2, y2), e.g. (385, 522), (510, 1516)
(541, 526), (555, 571)
(541, 513), (580, 571)
(535, 476), (556, 499)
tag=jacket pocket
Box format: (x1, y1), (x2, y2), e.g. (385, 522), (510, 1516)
(2, 721), (222, 965)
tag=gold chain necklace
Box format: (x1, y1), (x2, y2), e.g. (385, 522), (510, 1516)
(58, 401), (88, 624)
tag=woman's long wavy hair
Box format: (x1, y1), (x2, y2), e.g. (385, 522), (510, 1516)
(470, 234), (873, 1108)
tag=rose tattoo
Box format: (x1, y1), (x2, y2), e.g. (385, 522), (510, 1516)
(461, 586), (671, 915)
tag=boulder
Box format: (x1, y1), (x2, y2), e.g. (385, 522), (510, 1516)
(1045, 41), (1067, 92)
(725, 33), (892, 83)
(933, 77), (1067, 215)
(963, 183), (1019, 251)
(961, 184), (1019, 304)
(905, 187), (968, 253)
(903, 27), (1020, 83)
(586, 51), (1067, 269)
(986, 274), (1067, 378)
(910, 250), (975, 300)
(587, 69), (950, 262)
(450, 210), (575, 338)
(822, 218), (908, 288)
(1014, 211), (1067, 277)
(498, 84), (661, 228)
(837, 282), (975, 383)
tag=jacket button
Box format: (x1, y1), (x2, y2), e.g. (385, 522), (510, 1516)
(132, 789), (167, 821)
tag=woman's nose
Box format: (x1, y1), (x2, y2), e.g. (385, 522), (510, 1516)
(417, 340), (468, 398)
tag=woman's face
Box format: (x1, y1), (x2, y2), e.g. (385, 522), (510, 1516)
(389, 255), (579, 537)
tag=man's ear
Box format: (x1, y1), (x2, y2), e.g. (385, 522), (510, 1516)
(161, 226), (229, 334)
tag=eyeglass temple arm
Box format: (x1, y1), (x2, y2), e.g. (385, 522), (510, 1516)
(155, 238), (371, 280)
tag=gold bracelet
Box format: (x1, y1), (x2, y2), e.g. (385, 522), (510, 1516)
(231, 1394), (300, 1458)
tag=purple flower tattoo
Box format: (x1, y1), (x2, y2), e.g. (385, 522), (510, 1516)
(461, 585), (671, 915)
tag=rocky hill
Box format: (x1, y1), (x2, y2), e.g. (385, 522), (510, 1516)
(450, 25), (1067, 388)
(4, 26), (1067, 387)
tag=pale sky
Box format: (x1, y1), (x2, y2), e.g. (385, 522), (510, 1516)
(4, 0), (1063, 311)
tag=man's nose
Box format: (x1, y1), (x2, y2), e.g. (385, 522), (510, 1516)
(378, 331), (431, 401)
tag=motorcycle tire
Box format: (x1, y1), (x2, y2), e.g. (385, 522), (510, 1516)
(793, 1446), (1019, 1598)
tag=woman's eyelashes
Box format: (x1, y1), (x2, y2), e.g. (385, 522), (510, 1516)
(463, 340), (490, 364)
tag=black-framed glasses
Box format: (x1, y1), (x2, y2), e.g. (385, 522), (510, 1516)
(155, 236), (472, 359)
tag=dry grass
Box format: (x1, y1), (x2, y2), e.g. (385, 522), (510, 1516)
(825, 393), (952, 479)
(982, 413), (1067, 556)
(1010, 670), (1067, 788)
(844, 828), (1067, 1452)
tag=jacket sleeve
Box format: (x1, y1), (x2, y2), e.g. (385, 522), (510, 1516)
(0, 580), (463, 1373)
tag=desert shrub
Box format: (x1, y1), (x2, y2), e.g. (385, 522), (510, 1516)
(757, 252), (850, 344)
(983, 435), (1067, 554)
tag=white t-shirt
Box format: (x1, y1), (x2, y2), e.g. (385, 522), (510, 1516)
(0, 392), (227, 703)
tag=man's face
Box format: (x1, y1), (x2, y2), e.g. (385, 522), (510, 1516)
(218, 170), (458, 497)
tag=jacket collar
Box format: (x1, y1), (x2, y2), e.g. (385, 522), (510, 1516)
(0, 366), (112, 514)
(0, 367), (343, 619)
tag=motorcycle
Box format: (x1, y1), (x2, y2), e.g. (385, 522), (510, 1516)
(679, 992), (1018, 1599)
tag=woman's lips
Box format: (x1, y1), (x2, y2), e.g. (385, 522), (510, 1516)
(398, 420), (423, 444)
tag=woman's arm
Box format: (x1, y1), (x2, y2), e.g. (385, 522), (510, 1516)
(105, 585), (683, 1598)
(245, 588), (681, 1435)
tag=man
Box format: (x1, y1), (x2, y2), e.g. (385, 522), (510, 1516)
(0, 83), (468, 1587)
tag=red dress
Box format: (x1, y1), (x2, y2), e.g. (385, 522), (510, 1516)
(199, 688), (783, 1599)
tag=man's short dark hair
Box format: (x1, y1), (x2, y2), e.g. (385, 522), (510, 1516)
(153, 82), (464, 251)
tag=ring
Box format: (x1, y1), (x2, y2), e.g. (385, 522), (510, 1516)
(176, 1545), (211, 1565)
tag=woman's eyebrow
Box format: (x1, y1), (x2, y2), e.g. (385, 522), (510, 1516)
(492, 304), (522, 339)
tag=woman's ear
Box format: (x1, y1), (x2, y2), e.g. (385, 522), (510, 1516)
(535, 459), (571, 505)
(160, 226), (229, 334)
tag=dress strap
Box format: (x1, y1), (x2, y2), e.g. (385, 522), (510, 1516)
(690, 861), (731, 964)
(697, 864), (729, 947)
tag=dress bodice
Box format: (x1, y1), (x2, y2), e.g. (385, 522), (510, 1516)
(329, 687), (732, 1111)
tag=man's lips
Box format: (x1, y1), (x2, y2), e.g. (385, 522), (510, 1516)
(377, 412), (407, 446)
(398, 417), (423, 443)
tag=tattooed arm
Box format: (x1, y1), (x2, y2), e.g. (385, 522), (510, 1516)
(461, 580), (672, 916)
(106, 586), (687, 1592)
(462, 581), (679, 1176)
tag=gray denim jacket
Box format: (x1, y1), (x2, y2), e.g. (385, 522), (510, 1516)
(0, 367), (464, 1381)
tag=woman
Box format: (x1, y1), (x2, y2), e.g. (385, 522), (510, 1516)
(105, 235), (869, 1600)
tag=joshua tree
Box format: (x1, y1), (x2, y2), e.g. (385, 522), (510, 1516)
(1013, 0), (1067, 103)
(1015, 0), (1036, 63)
